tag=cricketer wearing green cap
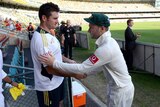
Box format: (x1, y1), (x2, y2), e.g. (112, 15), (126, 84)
(84, 13), (110, 27)
(38, 13), (135, 107)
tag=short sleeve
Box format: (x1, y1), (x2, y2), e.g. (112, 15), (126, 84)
(31, 32), (49, 67)
(1, 70), (7, 79)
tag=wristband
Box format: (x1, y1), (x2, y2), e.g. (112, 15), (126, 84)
(9, 80), (13, 84)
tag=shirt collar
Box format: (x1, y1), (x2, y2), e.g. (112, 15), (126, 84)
(129, 26), (132, 29)
(95, 30), (111, 46)
(36, 26), (49, 34)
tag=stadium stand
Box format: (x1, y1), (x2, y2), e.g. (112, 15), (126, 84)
(57, 1), (159, 12)
(0, 0), (160, 25)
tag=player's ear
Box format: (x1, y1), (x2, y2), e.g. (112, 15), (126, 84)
(42, 15), (47, 22)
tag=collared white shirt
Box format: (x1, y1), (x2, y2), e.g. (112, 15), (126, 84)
(31, 27), (63, 91)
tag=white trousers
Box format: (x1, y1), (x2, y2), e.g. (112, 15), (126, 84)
(0, 92), (4, 107)
(107, 83), (134, 107)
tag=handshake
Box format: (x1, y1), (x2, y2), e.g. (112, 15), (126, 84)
(75, 73), (87, 80)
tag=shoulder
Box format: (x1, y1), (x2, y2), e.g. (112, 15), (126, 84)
(96, 44), (111, 57)
(125, 27), (130, 30)
(93, 45), (113, 63)
(33, 31), (41, 38)
(32, 31), (44, 45)
(125, 27), (131, 32)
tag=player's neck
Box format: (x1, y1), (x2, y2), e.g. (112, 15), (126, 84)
(39, 24), (50, 33)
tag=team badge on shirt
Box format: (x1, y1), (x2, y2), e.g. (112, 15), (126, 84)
(50, 38), (54, 44)
(89, 54), (99, 64)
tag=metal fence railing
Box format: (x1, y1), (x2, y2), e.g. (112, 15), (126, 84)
(3, 64), (73, 107)
(117, 39), (160, 76)
(4, 87), (38, 107)
(2, 64), (38, 107)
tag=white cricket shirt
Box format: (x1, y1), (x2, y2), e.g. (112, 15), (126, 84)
(31, 27), (64, 91)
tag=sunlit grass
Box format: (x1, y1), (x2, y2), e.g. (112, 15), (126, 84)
(82, 21), (160, 44)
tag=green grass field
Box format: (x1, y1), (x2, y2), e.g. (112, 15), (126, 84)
(74, 21), (160, 107)
(82, 21), (160, 44)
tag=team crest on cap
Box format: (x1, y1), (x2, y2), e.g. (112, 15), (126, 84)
(89, 54), (99, 64)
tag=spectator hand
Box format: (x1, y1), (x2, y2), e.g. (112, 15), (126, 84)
(9, 83), (26, 100)
(38, 52), (55, 66)
(11, 81), (18, 88)
(136, 33), (141, 38)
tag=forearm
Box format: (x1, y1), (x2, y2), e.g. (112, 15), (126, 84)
(3, 76), (13, 84)
(86, 67), (102, 75)
(53, 60), (93, 73)
(61, 35), (65, 45)
(3, 76), (19, 87)
(46, 66), (79, 77)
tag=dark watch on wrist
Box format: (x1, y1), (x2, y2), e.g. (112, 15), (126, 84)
(9, 80), (13, 84)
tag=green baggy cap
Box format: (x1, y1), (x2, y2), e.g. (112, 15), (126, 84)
(84, 13), (110, 27)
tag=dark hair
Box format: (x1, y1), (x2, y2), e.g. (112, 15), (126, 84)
(127, 19), (133, 25)
(39, 2), (60, 21)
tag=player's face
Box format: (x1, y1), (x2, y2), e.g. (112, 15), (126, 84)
(46, 12), (59, 30)
(88, 23), (101, 39)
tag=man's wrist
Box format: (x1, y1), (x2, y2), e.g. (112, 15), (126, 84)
(8, 80), (13, 84)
